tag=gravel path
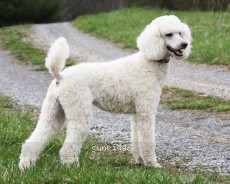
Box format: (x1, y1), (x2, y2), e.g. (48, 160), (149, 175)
(0, 22), (229, 175)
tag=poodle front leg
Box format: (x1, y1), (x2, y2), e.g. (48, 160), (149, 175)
(59, 120), (90, 166)
(131, 115), (142, 165)
(58, 88), (93, 166)
(136, 113), (161, 168)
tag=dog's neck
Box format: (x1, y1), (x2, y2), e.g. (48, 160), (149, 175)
(155, 55), (170, 64)
(140, 52), (171, 64)
(156, 58), (169, 63)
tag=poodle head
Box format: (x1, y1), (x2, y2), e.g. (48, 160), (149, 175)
(137, 15), (192, 61)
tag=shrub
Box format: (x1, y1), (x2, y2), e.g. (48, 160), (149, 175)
(162, 0), (229, 11)
(64, 0), (229, 21)
(127, 0), (229, 11)
(0, 0), (64, 26)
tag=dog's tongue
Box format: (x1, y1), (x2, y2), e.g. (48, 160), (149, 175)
(176, 50), (182, 54)
(176, 50), (182, 55)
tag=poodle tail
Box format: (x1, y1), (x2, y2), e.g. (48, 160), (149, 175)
(45, 37), (69, 80)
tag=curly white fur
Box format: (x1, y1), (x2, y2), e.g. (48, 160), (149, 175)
(19, 15), (192, 170)
(45, 37), (69, 80)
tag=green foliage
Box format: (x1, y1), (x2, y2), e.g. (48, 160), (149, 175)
(0, 25), (76, 71)
(73, 8), (230, 65)
(0, 0), (64, 26)
(1, 95), (230, 183)
(0, 25), (47, 70)
(127, 0), (229, 11)
(162, 88), (230, 112)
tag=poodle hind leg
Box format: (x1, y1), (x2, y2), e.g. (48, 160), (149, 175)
(19, 86), (65, 170)
(59, 119), (91, 166)
(59, 90), (92, 166)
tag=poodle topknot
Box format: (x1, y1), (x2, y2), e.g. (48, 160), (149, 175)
(19, 15), (192, 170)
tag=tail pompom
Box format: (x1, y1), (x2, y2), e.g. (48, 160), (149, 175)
(45, 37), (69, 80)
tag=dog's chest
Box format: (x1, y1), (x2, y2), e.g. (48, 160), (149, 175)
(93, 99), (135, 114)
(92, 79), (136, 114)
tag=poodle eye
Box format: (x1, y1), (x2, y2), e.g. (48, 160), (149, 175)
(165, 33), (173, 37)
(179, 32), (182, 35)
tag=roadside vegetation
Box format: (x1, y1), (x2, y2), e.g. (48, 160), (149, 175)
(0, 0), (64, 26)
(0, 25), (75, 71)
(73, 8), (230, 65)
(1, 95), (230, 183)
(162, 88), (230, 112)
(0, 25), (47, 71)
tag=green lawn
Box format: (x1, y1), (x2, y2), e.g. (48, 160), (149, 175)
(73, 8), (230, 65)
(162, 87), (230, 112)
(0, 25), (75, 71)
(1, 96), (230, 183)
(0, 25), (47, 71)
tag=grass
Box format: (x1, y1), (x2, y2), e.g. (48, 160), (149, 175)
(162, 88), (230, 112)
(1, 95), (230, 183)
(0, 25), (75, 71)
(0, 25), (47, 71)
(73, 8), (230, 65)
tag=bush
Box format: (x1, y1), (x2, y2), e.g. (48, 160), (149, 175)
(64, 0), (229, 21)
(64, 0), (126, 20)
(127, 0), (230, 11)
(0, 0), (64, 26)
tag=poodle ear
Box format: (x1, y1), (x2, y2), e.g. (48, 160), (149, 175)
(137, 22), (165, 61)
(181, 23), (192, 59)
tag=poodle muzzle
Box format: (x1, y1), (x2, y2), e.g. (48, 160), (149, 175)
(167, 42), (188, 57)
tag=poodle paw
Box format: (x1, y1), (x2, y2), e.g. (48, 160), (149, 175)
(60, 148), (79, 167)
(60, 155), (79, 167)
(132, 156), (143, 165)
(19, 158), (36, 170)
(144, 161), (162, 168)
(153, 162), (162, 168)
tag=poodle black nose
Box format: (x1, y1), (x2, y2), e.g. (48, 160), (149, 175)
(181, 42), (188, 49)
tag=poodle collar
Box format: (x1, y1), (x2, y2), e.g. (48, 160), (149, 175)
(156, 59), (169, 63)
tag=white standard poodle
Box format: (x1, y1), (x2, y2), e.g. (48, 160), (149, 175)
(19, 15), (192, 169)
